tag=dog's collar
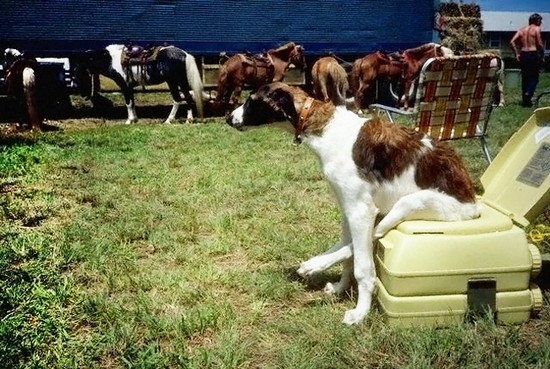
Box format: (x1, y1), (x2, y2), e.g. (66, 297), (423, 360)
(295, 96), (315, 144)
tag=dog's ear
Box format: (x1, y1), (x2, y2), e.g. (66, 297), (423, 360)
(260, 85), (298, 123)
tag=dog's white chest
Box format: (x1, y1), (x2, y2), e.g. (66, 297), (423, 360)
(305, 109), (365, 180)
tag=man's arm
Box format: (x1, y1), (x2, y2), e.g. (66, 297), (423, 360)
(510, 31), (521, 61)
(535, 26), (544, 51)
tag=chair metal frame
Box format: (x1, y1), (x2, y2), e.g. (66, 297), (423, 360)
(370, 54), (504, 163)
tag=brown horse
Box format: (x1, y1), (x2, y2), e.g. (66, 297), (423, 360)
(349, 43), (454, 110)
(311, 56), (349, 105)
(399, 43), (453, 108)
(349, 51), (404, 110)
(215, 42), (305, 108)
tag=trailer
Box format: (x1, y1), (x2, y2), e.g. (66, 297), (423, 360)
(1, 0), (439, 94)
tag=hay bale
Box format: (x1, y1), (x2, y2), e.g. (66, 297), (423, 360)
(439, 2), (480, 18)
(437, 2), (483, 53)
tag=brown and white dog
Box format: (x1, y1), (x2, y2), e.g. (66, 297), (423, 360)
(226, 82), (481, 325)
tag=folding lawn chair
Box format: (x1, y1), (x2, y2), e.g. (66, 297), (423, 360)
(370, 54), (503, 163)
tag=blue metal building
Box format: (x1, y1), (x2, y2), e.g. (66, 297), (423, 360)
(0, 0), (438, 57)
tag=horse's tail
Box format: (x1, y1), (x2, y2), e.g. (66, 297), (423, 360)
(185, 53), (204, 118)
(22, 67), (43, 129)
(329, 62), (349, 106)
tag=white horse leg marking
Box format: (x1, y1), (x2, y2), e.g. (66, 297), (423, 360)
(126, 100), (138, 125)
(186, 106), (194, 123)
(165, 100), (182, 124)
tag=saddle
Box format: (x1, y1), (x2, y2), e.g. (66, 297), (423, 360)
(241, 52), (273, 67)
(239, 52), (275, 83)
(121, 44), (161, 82)
(122, 44), (159, 66)
(379, 51), (405, 64)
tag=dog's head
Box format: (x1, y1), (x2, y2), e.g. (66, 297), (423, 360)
(226, 82), (311, 130)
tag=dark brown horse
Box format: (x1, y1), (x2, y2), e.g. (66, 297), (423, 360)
(349, 43), (454, 110)
(399, 43), (453, 108)
(311, 56), (349, 105)
(349, 51), (404, 110)
(215, 42), (305, 108)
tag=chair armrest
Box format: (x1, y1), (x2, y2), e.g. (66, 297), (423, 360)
(369, 103), (415, 123)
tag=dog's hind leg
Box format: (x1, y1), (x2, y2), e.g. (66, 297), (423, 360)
(374, 190), (481, 238)
(324, 257), (354, 295)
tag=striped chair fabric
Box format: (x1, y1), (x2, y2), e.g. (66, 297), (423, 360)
(370, 54), (503, 163)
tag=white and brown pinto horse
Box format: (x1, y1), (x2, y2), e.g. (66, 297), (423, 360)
(3, 48), (45, 130)
(311, 56), (349, 105)
(73, 44), (204, 124)
(227, 82), (480, 325)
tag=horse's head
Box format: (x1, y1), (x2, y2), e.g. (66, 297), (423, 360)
(4, 48), (22, 59)
(289, 44), (306, 70)
(269, 42), (306, 70)
(436, 44), (454, 57)
(72, 49), (110, 98)
(3, 48), (22, 69)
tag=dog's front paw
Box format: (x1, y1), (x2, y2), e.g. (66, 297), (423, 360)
(342, 308), (367, 326)
(297, 257), (325, 277)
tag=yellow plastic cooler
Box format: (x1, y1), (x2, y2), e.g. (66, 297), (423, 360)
(375, 107), (550, 327)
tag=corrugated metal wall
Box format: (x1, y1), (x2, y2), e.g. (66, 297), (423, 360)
(0, 0), (435, 56)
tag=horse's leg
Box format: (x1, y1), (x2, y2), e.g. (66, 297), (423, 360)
(402, 79), (412, 110)
(230, 85), (243, 107)
(125, 91), (138, 124)
(112, 82), (137, 124)
(165, 82), (185, 124)
(178, 79), (201, 123)
(104, 70), (138, 124)
(355, 81), (370, 112)
(320, 76), (330, 102)
(107, 72), (137, 124)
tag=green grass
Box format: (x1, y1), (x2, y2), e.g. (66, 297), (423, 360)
(1, 74), (550, 368)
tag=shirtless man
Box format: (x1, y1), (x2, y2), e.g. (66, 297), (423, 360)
(510, 13), (544, 107)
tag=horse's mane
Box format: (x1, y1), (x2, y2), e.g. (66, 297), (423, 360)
(270, 42), (296, 54)
(404, 43), (438, 55)
(274, 42), (296, 52)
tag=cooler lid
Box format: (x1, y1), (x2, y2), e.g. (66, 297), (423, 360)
(481, 107), (550, 227)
